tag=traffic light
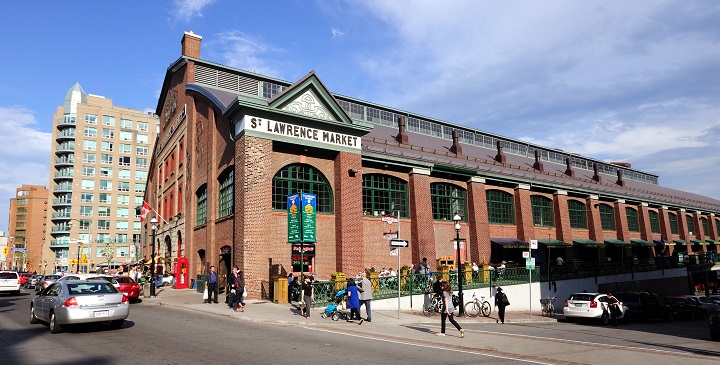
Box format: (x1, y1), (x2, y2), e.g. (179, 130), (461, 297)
(2, 247), (8, 255)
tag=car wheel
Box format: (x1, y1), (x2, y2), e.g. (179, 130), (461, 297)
(623, 311), (631, 324)
(49, 312), (62, 334)
(30, 306), (39, 324)
(600, 311), (610, 325)
(14, 290), (21, 296)
(110, 319), (124, 329)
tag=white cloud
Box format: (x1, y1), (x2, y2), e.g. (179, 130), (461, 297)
(0, 106), (51, 232)
(171, 0), (216, 23)
(331, 27), (345, 39)
(205, 30), (283, 78)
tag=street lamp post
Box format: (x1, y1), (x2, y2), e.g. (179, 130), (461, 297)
(150, 217), (158, 298)
(76, 241), (82, 274)
(453, 214), (464, 316)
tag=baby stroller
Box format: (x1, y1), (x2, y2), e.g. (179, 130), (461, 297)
(321, 289), (349, 321)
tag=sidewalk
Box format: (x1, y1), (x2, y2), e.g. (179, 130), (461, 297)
(141, 287), (559, 327)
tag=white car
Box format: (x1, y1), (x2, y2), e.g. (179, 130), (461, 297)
(563, 292), (628, 325)
(0, 271), (21, 295)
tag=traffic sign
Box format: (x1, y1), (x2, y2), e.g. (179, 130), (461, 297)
(390, 247), (399, 256)
(526, 257), (536, 269)
(390, 239), (408, 247)
(10, 247), (27, 251)
(383, 231), (398, 240)
(530, 240), (538, 249)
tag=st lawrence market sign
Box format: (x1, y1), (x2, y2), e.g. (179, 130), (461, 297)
(239, 115), (361, 150)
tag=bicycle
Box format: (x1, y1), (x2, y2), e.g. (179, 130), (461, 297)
(540, 296), (556, 317)
(464, 292), (491, 317)
(422, 292), (443, 316)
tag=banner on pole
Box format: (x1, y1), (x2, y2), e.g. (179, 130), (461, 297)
(301, 192), (317, 243)
(287, 193), (301, 243)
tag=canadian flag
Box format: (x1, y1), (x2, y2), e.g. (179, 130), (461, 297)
(140, 202), (152, 222)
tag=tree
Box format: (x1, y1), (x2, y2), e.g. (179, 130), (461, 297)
(100, 242), (115, 270)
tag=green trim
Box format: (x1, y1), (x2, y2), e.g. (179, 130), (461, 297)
(672, 239), (686, 245)
(432, 164), (478, 177)
(604, 238), (630, 246)
(537, 238), (571, 248)
(705, 239), (717, 244)
(572, 238), (604, 247)
(630, 238), (654, 246)
(362, 152), (434, 169)
(690, 239), (709, 245)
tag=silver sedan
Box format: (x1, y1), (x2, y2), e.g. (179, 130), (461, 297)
(30, 280), (129, 333)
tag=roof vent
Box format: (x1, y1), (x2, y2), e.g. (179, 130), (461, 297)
(564, 157), (575, 177)
(395, 116), (408, 144)
(616, 169), (625, 187)
(495, 140), (506, 164)
(449, 129), (462, 156)
(592, 163), (602, 183)
(533, 150), (544, 172)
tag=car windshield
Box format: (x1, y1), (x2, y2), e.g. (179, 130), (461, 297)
(0, 273), (18, 279)
(568, 294), (596, 301)
(67, 282), (118, 294)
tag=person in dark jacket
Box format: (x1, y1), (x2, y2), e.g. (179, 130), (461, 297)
(228, 266), (245, 312)
(494, 287), (509, 324)
(204, 265), (219, 303)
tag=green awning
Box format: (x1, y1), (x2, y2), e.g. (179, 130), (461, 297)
(690, 239), (709, 245)
(630, 239), (655, 247)
(537, 238), (572, 248)
(672, 239), (687, 245)
(706, 239), (718, 245)
(604, 238), (631, 246)
(573, 238), (604, 248)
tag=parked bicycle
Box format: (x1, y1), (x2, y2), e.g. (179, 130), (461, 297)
(464, 292), (491, 317)
(422, 291), (443, 316)
(540, 296), (556, 317)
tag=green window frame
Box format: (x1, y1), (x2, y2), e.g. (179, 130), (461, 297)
(685, 215), (695, 235)
(568, 200), (587, 229)
(626, 208), (639, 232)
(668, 213), (678, 234)
(531, 195), (553, 227)
(701, 217), (708, 236)
(486, 189), (514, 225)
(431, 183), (467, 221)
(272, 164), (333, 213)
(196, 185), (207, 226)
(218, 169), (234, 218)
(716, 219), (720, 237)
(599, 204), (615, 231)
(649, 210), (660, 234)
(362, 174), (408, 218)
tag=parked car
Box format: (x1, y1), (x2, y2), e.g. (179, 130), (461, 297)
(0, 271), (21, 295)
(664, 296), (705, 320)
(113, 276), (140, 302)
(36, 275), (62, 293)
(18, 273), (32, 286)
(615, 291), (674, 322)
(710, 309), (720, 341)
(563, 292), (628, 325)
(708, 295), (720, 306)
(683, 295), (720, 317)
(24, 275), (43, 289)
(30, 279), (129, 333)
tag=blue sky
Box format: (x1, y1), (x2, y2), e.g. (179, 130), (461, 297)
(1, 0), (719, 233)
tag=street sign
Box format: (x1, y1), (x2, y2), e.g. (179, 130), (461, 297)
(530, 239), (538, 249)
(390, 247), (399, 256)
(10, 247), (27, 251)
(390, 239), (408, 247)
(522, 251), (530, 258)
(526, 257), (536, 269)
(381, 215), (398, 224)
(383, 231), (398, 240)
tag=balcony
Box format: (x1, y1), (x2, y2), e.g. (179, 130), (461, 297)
(50, 226), (71, 234)
(53, 171), (74, 181)
(51, 198), (72, 207)
(54, 157), (75, 167)
(56, 115), (76, 129)
(55, 144), (75, 155)
(53, 184), (73, 193)
(51, 212), (71, 220)
(55, 129), (76, 142)
(50, 240), (70, 248)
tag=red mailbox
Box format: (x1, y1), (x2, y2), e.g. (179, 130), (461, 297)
(174, 257), (189, 289)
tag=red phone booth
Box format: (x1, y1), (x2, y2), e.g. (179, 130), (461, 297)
(174, 257), (189, 289)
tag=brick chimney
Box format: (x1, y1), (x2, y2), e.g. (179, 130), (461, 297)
(616, 169), (625, 187)
(181, 31), (202, 58)
(449, 129), (462, 156)
(396, 116), (408, 144)
(564, 157), (575, 177)
(495, 140), (506, 164)
(533, 150), (544, 172)
(592, 163), (602, 183)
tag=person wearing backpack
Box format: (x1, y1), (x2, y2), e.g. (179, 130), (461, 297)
(494, 287), (510, 324)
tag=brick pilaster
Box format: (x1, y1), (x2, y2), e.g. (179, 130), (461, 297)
(467, 178), (490, 265)
(553, 191), (572, 243)
(586, 197), (603, 242)
(638, 203), (653, 241)
(409, 169), (436, 270)
(677, 209), (690, 254)
(514, 185), (534, 241)
(333, 152), (364, 274)
(659, 207), (672, 242)
(614, 200), (630, 242)
(709, 214), (719, 240)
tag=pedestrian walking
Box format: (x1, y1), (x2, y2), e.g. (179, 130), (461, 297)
(358, 271), (372, 322)
(228, 266), (245, 312)
(606, 292), (621, 327)
(346, 278), (362, 324)
(437, 281), (464, 337)
(300, 276), (313, 319)
(205, 265), (219, 304)
(494, 287), (509, 324)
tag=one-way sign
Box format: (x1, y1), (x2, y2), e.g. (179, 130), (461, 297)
(390, 239), (408, 247)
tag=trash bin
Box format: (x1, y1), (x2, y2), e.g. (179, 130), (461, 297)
(196, 274), (207, 293)
(143, 284), (150, 298)
(273, 277), (288, 304)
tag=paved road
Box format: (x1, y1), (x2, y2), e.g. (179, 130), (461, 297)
(1, 288), (718, 365)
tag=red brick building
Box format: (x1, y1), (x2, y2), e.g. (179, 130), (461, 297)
(145, 32), (720, 298)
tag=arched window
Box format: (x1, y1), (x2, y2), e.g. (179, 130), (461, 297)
(685, 215), (695, 235)
(362, 174), (408, 218)
(531, 195), (553, 227)
(701, 217), (709, 236)
(431, 183), (467, 221)
(668, 212), (678, 234)
(626, 208), (639, 232)
(649, 210), (660, 234)
(599, 204), (615, 231)
(486, 189), (514, 225)
(272, 164), (333, 213)
(195, 184), (207, 226)
(568, 200), (587, 229)
(218, 168), (234, 218)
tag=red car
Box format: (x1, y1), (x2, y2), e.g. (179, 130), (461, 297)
(665, 296), (705, 320)
(18, 273), (32, 285)
(113, 276), (140, 302)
